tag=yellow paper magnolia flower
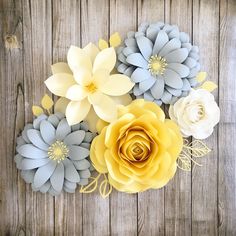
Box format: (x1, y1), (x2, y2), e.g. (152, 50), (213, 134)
(45, 43), (134, 125)
(90, 99), (183, 193)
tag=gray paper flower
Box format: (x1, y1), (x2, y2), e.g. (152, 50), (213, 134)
(15, 113), (96, 196)
(116, 22), (200, 105)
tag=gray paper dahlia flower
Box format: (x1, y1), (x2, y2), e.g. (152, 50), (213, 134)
(117, 22), (200, 105)
(15, 112), (95, 196)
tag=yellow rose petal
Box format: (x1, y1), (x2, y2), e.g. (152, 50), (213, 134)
(51, 62), (72, 75)
(82, 43), (99, 63)
(44, 73), (76, 97)
(99, 74), (134, 96)
(54, 97), (70, 114)
(93, 47), (116, 73)
(66, 84), (88, 101)
(66, 99), (91, 125)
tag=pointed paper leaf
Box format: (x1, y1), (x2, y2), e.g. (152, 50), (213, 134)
(109, 32), (122, 48)
(99, 175), (112, 198)
(200, 81), (217, 92)
(32, 106), (44, 117)
(41, 94), (54, 110)
(98, 39), (109, 50)
(80, 174), (101, 194)
(177, 153), (191, 171)
(196, 71), (207, 83)
(188, 140), (211, 158)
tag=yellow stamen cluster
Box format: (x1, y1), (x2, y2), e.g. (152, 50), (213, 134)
(86, 83), (97, 93)
(48, 140), (69, 163)
(148, 55), (167, 75)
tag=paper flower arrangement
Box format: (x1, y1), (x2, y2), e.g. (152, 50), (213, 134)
(15, 23), (220, 197)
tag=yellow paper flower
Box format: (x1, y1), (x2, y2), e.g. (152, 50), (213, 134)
(45, 43), (134, 125)
(90, 99), (183, 193)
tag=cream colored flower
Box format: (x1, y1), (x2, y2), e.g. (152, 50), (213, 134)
(45, 43), (134, 126)
(169, 89), (220, 139)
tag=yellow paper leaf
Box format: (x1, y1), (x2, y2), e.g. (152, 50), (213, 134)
(98, 39), (109, 50)
(177, 153), (191, 171)
(80, 174), (101, 194)
(99, 174), (112, 198)
(109, 32), (122, 48)
(32, 106), (44, 117)
(196, 71), (207, 83)
(185, 140), (211, 158)
(200, 81), (217, 92)
(41, 94), (54, 110)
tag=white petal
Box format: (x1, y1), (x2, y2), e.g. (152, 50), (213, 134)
(82, 43), (99, 64)
(33, 160), (57, 188)
(17, 144), (48, 159)
(66, 84), (88, 101)
(99, 74), (134, 96)
(51, 62), (72, 75)
(67, 45), (92, 73)
(44, 73), (76, 97)
(27, 129), (49, 151)
(69, 145), (89, 160)
(21, 158), (51, 170)
(93, 47), (116, 73)
(50, 162), (64, 192)
(40, 120), (56, 145)
(66, 99), (91, 126)
(56, 118), (71, 140)
(63, 158), (80, 182)
(64, 130), (86, 145)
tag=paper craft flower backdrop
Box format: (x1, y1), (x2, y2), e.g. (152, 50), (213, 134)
(14, 24), (220, 197)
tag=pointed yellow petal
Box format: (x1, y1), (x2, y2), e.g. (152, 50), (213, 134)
(100, 74), (134, 96)
(67, 45), (92, 73)
(32, 106), (44, 117)
(66, 99), (91, 125)
(51, 62), (72, 75)
(82, 43), (99, 64)
(84, 107), (99, 132)
(98, 39), (109, 50)
(109, 32), (122, 48)
(74, 69), (93, 86)
(92, 94), (118, 122)
(93, 47), (116, 73)
(66, 84), (88, 101)
(196, 71), (207, 83)
(45, 73), (76, 97)
(41, 94), (54, 110)
(200, 81), (217, 92)
(93, 69), (110, 87)
(55, 97), (70, 114)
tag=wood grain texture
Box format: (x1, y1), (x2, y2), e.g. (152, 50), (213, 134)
(0, 0), (235, 235)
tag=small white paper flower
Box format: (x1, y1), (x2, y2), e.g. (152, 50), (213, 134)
(169, 89), (220, 139)
(15, 113), (95, 195)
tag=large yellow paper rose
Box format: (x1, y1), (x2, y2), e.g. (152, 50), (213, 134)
(90, 99), (183, 193)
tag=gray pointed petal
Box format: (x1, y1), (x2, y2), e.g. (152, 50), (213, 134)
(123, 47), (138, 57)
(40, 181), (51, 193)
(64, 130), (85, 145)
(22, 124), (33, 143)
(21, 170), (35, 183)
(81, 122), (89, 131)
(144, 91), (154, 101)
(136, 36), (153, 60)
(33, 114), (47, 129)
(80, 142), (91, 149)
(188, 67), (199, 78)
(133, 85), (143, 96)
(189, 52), (199, 60)
(162, 24), (173, 33)
(79, 178), (89, 186)
(154, 99), (162, 106)
(63, 186), (75, 193)
(69, 145), (89, 160)
(139, 76), (156, 93)
(146, 27), (159, 42)
(167, 63), (190, 77)
(50, 162), (64, 193)
(126, 53), (148, 69)
(79, 169), (91, 179)
(40, 120), (56, 145)
(153, 30), (169, 55)
(124, 38), (138, 48)
(182, 43), (192, 52)
(48, 186), (60, 196)
(33, 160), (57, 188)
(17, 137), (26, 146)
(73, 159), (91, 170)
(14, 154), (23, 168)
(55, 112), (65, 119)
(71, 123), (81, 132)
(27, 129), (49, 151)
(170, 96), (178, 104)
(191, 46), (199, 53)
(165, 48), (188, 63)
(56, 118), (71, 141)
(84, 132), (94, 143)
(118, 52), (128, 64)
(168, 28), (180, 39)
(47, 115), (60, 127)
(180, 32), (190, 43)
(63, 158), (80, 182)
(182, 79), (191, 91)
(166, 86), (182, 97)
(163, 69), (183, 89)
(64, 180), (77, 190)
(124, 66), (135, 77)
(159, 38), (181, 57)
(21, 158), (50, 170)
(161, 90), (172, 104)
(150, 77), (165, 99)
(184, 57), (196, 68)
(131, 68), (151, 83)
(117, 63), (128, 73)
(127, 31), (135, 38)
(17, 144), (48, 159)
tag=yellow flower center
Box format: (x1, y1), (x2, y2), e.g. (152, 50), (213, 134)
(86, 83), (97, 93)
(148, 55), (167, 75)
(48, 140), (69, 163)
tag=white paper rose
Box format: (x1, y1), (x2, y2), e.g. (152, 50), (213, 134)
(169, 89), (220, 139)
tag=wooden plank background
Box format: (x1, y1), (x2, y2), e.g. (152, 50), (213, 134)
(0, 0), (235, 235)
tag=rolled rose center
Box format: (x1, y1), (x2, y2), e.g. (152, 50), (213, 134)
(185, 102), (205, 123)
